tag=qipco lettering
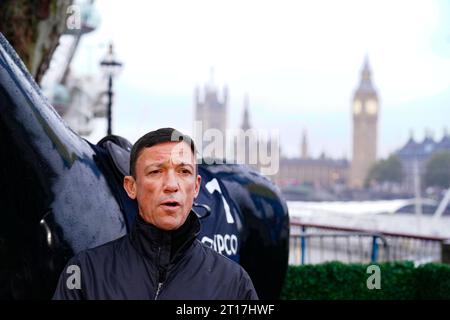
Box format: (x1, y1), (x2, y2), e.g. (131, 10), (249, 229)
(201, 234), (238, 256)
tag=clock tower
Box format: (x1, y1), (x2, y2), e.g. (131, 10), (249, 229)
(350, 57), (379, 189)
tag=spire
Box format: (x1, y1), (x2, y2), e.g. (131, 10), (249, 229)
(203, 66), (219, 107)
(439, 127), (450, 147)
(222, 85), (228, 104)
(409, 129), (415, 142)
(195, 85), (200, 104)
(301, 129), (308, 159)
(241, 94), (251, 131)
(353, 54), (377, 97)
(361, 54), (372, 84)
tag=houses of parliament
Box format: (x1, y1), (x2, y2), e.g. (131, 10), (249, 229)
(194, 59), (380, 191)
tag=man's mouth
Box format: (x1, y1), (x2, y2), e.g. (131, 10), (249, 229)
(160, 200), (181, 208)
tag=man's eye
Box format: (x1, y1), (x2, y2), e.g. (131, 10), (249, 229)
(181, 169), (192, 174)
(148, 170), (161, 175)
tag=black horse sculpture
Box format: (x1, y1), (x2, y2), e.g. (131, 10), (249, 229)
(0, 33), (289, 300)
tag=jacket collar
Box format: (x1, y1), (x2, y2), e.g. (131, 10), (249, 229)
(130, 210), (200, 263)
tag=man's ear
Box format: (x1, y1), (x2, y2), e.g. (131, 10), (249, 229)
(194, 174), (201, 198)
(123, 176), (137, 199)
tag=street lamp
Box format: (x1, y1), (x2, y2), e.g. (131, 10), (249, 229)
(100, 42), (123, 136)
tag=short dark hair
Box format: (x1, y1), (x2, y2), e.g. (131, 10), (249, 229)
(129, 127), (197, 178)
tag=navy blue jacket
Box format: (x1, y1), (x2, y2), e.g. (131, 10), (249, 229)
(52, 211), (258, 300)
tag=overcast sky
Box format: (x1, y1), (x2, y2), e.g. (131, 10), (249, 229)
(73, 0), (450, 159)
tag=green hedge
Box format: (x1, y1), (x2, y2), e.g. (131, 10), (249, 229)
(281, 261), (450, 299)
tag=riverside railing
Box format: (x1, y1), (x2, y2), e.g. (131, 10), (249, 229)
(289, 220), (447, 265)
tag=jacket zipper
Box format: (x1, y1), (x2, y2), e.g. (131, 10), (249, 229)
(154, 268), (167, 300)
(154, 247), (167, 300)
(154, 282), (163, 300)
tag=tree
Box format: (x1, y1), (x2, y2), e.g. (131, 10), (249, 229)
(425, 151), (450, 189)
(0, 0), (72, 83)
(366, 155), (403, 187)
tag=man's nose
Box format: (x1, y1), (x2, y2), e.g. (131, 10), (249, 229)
(163, 170), (179, 192)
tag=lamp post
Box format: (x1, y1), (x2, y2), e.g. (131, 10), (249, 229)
(100, 43), (123, 136)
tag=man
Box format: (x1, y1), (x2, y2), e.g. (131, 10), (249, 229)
(52, 128), (258, 300)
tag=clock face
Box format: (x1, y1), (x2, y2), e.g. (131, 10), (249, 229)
(353, 100), (362, 114)
(366, 99), (378, 115)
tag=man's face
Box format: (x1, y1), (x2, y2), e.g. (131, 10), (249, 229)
(124, 141), (201, 230)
